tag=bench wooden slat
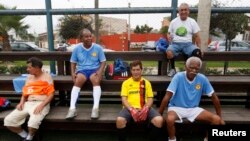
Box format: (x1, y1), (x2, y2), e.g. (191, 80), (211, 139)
(1, 75), (249, 92)
(1, 105), (250, 131)
(0, 51), (250, 61)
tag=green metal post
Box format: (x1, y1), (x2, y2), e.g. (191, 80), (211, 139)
(45, 0), (56, 74)
(171, 0), (178, 20)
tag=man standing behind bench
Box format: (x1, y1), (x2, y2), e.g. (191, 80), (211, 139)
(65, 28), (106, 120)
(4, 57), (55, 141)
(116, 60), (163, 141)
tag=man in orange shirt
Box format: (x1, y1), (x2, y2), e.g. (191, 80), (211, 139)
(4, 57), (55, 141)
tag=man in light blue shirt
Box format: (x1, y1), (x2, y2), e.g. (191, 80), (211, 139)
(66, 28), (106, 120)
(159, 57), (224, 141)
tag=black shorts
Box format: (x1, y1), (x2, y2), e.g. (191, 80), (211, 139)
(118, 107), (160, 123)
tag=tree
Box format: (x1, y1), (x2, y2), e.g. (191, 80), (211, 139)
(59, 15), (93, 40)
(133, 24), (153, 34)
(0, 4), (30, 51)
(16, 28), (35, 41)
(134, 25), (141, 33)
(207, 0), (248, 74)
(209, 1), (248, 41)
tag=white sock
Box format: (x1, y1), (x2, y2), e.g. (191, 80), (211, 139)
(169, 137), (176, 141)
(70, 86), (81, 109)
(93, 86), (101, 109)
(26, 134), (34, 140)
(18, 130), (28, 138)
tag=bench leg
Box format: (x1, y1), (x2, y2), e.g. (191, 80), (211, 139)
(57, 90), (69, 106)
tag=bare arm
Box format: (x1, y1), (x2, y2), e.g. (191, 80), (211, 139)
(145, 97), (153, 108)
(158, 91), (173, 115)
(17, 76), (30, 110)
(96, 61), (106, 75)
(16, 95), (27, 111)
(211, 93), (222, 117)
(71, 62), (77, 82)
(121, 96), (132, 109)
(193, 32), (201, 49)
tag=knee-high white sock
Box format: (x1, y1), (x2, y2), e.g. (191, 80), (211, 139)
(70, 86), (81, 109)
(93, 86), (101, 109)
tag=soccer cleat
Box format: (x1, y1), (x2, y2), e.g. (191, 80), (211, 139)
(65, 109), (77, 120)
(91, 108), (99, 119)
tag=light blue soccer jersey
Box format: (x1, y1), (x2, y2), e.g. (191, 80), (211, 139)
(167, 72), (214, 108)
(70, 43), (106, 72)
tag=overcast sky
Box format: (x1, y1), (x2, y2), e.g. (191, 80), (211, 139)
(0, 0), (249, 34)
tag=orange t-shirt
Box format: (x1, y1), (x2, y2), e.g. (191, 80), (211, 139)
(22, 80), (55, 97)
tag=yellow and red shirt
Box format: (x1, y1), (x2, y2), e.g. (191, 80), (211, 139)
(121, 77), (153, 109)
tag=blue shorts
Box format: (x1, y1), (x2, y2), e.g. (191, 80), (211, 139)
(167, 42), (198, 57)
(77, 69), (98, 80)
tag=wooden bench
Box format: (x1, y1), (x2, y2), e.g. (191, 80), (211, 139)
(0, 75), (249, 106)
(0, 51), (250, 140)
(0, 104), (250, 141)
(0, 51), (249, 108)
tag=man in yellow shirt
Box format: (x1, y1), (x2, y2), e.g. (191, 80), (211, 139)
(116, 60), (163, 141)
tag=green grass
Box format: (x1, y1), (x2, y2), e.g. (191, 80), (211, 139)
(206, 61), (250, 68)
(140, 61), (250, 68)
(2, 61), (51, 66)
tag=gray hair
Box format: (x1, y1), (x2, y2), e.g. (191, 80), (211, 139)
(178, 3), (190, 11)
(186, 57), (202, 69)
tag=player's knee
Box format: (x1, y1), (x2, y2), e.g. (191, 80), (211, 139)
(212, 115), (222, 125)
(116, 117), (127, 128)
(191, 49), (202, 59)
(152, 116), (163, 128)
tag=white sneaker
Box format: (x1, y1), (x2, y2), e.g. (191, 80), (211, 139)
(91, 108), (99, 119)
(65, 109), (77, 120)
(167, 69), (176, 77)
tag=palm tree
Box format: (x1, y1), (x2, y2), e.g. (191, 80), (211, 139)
(0, 4), (30, 51)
